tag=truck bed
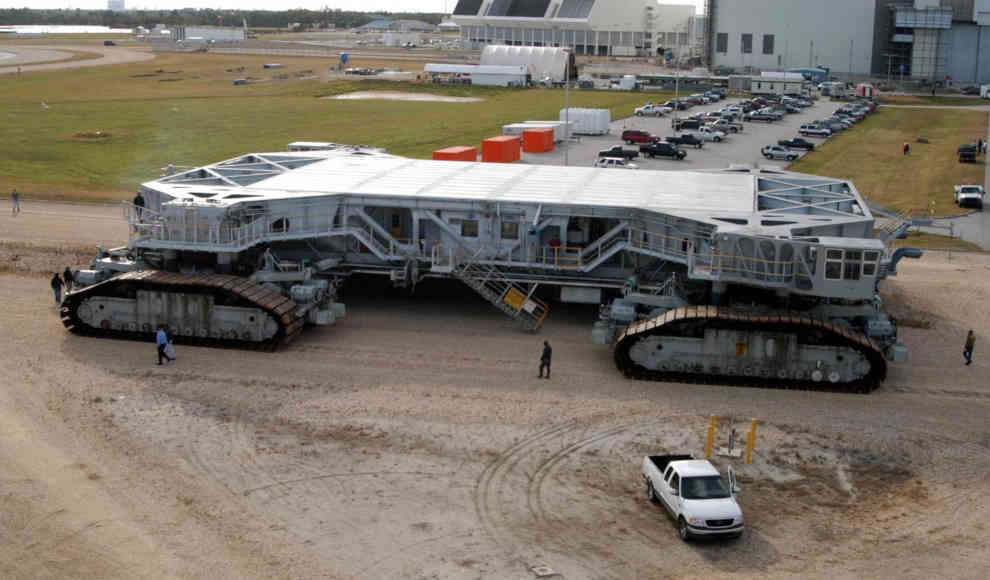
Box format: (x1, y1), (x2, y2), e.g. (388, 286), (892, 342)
(647, 454), (694, 473)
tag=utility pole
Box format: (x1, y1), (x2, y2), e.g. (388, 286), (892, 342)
(848, 38), (854, 80)
(809, 40), (813, 68)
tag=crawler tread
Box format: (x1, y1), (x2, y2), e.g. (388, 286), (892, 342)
(614, 306), (887, 393)
(61, 270), (302, 349)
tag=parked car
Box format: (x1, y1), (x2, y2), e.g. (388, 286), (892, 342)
(640, 141), (687, 160)
(621, 129), (659, 144)
(664, 100), (689, 111)
(635, 104), (670, 117)
(954, 184), (985, 208)
(672, 118), (702, 131)
(745, 112), (777, 122)
(761, 145), (799, 161)
(777, 137), (815, 151)
(962, 86), (981, 95)
(103, 40), (116, 46)
(799, 124), (831, 137)
(599, 145), (639, 160)
(665, 133), (704, 149)
(643, 454), (744, 541)
(594, 157), (639, 169)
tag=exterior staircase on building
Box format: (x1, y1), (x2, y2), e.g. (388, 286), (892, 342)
(452, 260), (549, 331)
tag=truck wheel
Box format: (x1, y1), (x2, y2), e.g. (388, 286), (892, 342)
(678, 517), (691, 541)
(636, 112), (643, 116)
(626, 140), (634, 145)
(714, 136), (722, 142)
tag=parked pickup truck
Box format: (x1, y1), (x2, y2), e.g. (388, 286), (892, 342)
(643, 454), (744, 541)
(640, 141), (687, 160)
(599, 145), (639, 160)
(707, 118), (742, 133)
(777, 137), (815, 151)
(954, 184), (985, 209)
(635, 104), (671, 117)
(665, 133), (704, 149)
(687, 126), (726, 142)
(672, 118), (702, 131)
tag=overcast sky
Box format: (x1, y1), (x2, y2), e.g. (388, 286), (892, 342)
(2, 1), (705, 15)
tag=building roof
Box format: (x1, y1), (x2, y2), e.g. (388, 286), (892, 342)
(146, 149), (876, 237)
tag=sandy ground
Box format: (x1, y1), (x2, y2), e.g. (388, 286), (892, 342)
(1, 203), (989, 579)
(330, 91), (483, 102)
(0, 43), (154, 75)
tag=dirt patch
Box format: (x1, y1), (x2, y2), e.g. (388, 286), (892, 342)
(329, 90), (483, 103)
(73, 131), (112, 140)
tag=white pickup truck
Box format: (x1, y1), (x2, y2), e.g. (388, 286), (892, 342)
(643, 454), (744, 541)
(954, 184), (985, 209)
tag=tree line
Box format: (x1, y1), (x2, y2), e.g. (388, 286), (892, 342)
(0, 8), (444, 30)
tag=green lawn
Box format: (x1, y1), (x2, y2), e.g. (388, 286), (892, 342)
(876, 95), (987, 107)
(0, 51), (662, 202)
(790, 107), (987, 215)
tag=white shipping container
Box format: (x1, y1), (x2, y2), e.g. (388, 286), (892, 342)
(559, 108), (610, 136)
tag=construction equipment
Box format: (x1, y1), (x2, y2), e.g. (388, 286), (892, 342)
(63, 144), (920, 392)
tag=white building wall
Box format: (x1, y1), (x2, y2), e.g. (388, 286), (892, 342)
(712, 0), (876, 74)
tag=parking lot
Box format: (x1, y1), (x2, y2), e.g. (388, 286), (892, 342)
(521, 96), (847, 171)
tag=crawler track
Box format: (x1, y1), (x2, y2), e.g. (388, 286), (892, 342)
(614, 306), (887, 393)
(60, 270), (303, 350)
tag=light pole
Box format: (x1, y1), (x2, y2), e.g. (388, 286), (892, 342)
(564, 52), (570, 167)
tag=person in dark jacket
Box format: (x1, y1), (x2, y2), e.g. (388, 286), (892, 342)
(538, 340), (552, 379)
(964, 330), (976, 365)
(133, 192), (145, 221)
(50, 273), (63, 304)
(62, 267), (74, 293)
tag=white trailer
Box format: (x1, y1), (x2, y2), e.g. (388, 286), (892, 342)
(560, 108), (610, 135)
(981, 85), (990, 99)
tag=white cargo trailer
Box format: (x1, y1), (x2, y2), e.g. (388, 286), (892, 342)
(559, 108), (610, 135)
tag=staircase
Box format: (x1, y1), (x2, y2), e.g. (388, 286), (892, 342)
(453, 261), (549, 331)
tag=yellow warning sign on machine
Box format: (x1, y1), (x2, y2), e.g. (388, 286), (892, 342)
(503, 288), (526, 310)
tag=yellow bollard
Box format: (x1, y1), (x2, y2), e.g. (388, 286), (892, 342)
(705, 414), (716, 459)
(745, 418), (758, 464)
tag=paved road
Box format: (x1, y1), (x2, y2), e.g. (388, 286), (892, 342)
(0, 43), (154, 75)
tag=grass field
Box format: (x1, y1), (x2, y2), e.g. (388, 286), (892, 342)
(877, 95), (987, 107)
(790, 107), (987, 215)
(0, 50), (663, 202)
(890, 230), (983, 251)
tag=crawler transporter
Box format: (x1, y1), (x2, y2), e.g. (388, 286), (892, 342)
(63, 143), (920, 391)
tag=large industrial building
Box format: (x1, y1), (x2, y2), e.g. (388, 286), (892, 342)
(710, 0), (990, 82)
(451, 0), (701, 57)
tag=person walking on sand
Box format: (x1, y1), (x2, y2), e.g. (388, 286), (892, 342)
(964, 330), (976, 366)
(50, 272), (63, 304)
(538, 340), (552, 379)
(156, 325), (174, 366)
(902, 142), (910, 155)
(11, 188), (20, 216)
(63, 267), (74, 293)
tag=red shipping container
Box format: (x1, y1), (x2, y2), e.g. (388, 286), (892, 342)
(433, 146), (478, 161)
(522, 128), (554, 153)
(482, 135), (521, 163)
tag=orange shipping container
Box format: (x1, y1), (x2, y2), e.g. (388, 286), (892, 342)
(482, 135), (521, 163)
(433, 146), (477, 161)
(522, 128), (554, 153)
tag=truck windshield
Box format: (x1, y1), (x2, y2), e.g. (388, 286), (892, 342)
(681, 476), (731, 499)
